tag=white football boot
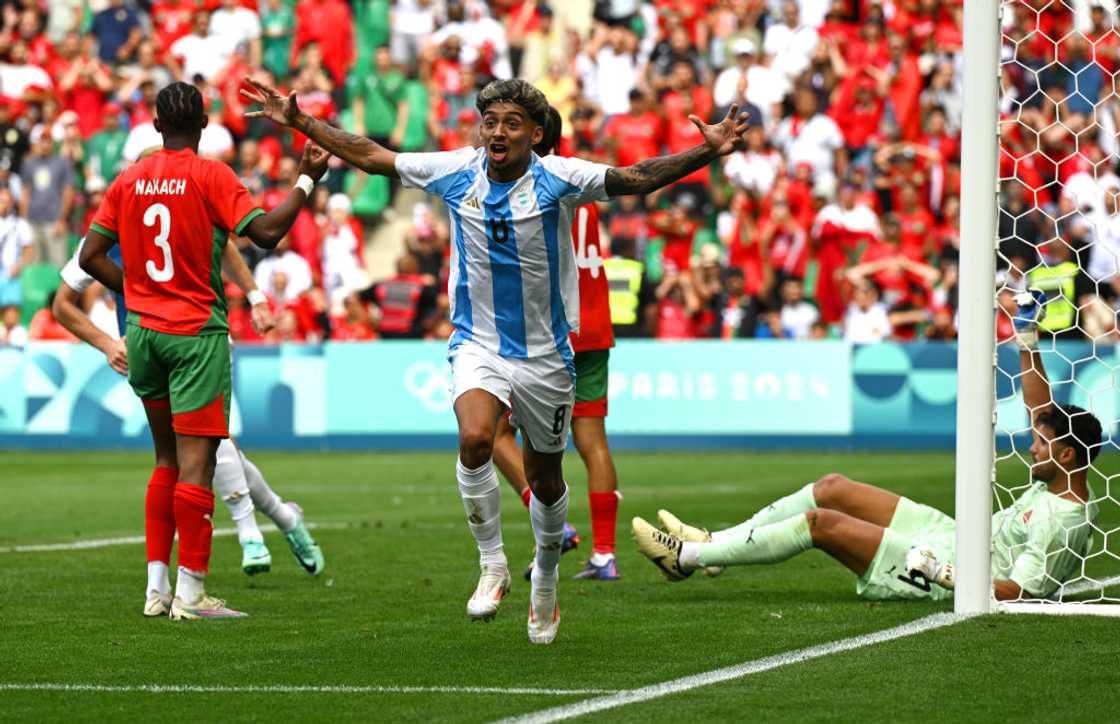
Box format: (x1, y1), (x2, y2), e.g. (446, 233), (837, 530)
(466, 563), (511, 622)
(143, 592), (172, 617)
(657, 509), (724, 577)
(527, 586), (560, 645)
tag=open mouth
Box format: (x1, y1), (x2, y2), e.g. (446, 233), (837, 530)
(489, 143), (509, 163)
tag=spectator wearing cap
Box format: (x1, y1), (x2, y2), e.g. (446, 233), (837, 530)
(602, 89), (663, 170)
(712, 37), (767, 124)
(92, 0), (142, 64)
(764, 0), (819, 83)
(321, 193), (367, 299)
(20, 125), (73, 268)
(0, 186), (33, 313)
(774, 87), (846, 193)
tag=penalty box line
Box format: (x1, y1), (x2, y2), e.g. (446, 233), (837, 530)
(494, 612), (965, 724)
(0, 683), (617, 696)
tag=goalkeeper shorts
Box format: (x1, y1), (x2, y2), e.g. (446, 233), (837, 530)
(856, 497), (956, 602)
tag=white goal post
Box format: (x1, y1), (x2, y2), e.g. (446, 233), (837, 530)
(958, 0), (1120, 617)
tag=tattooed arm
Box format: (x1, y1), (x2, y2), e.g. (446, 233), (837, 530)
(604, 105), (751, 197)
(242, 76), (401, 178)
(605, 145), (717, 196)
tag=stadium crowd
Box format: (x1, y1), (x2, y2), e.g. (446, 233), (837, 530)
(0, 0), (1115, 347)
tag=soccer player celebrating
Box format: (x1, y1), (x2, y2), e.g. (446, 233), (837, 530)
(55, 235), (325, 582)
(79, 82), (329, 620)
(492, 107), (622, 581)
(241, 76), (749, 643)
(634, 291), (1101, 603)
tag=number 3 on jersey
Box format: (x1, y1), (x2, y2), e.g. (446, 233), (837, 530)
(144, 203), (174, 282)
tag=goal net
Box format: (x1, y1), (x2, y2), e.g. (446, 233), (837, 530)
(968, 0), (1120, 615)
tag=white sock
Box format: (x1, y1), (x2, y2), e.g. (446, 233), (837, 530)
(241, 451), (298, 532)
(175, 566), (205, 604)
(589, 552), (615, 567)
(457, 458), (506, 568)
(712, 482), (817, 543)
(147, 561), (170, 598)
(530, 485), (569, 588)
(213, 445), (264, 544)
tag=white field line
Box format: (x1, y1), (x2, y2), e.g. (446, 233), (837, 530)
(0, 683), (615, 696)
(1058, 573), (1120, 597)
(0, 522), (351, 554)
(493, 612), (964, 724)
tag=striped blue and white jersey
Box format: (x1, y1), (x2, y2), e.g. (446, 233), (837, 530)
(396, 146), (611, 365)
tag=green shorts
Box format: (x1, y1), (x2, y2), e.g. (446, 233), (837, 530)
(573, 349), (609, 418)
(856, 497), (956, 601)
(126, 324), (231, 438)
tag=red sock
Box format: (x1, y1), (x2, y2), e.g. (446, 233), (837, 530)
(173, 483), (215, 573)
(589, 491), (619, 555)
(519, 487), (531, 509)
(145, 467), (178, 564)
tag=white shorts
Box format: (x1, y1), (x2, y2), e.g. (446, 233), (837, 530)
(450, 342), (575, 454)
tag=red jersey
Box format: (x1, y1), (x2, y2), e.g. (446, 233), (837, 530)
(570, 203), (613, 352)
(91, 147), (263, 336)
(603, 112), (663, 169)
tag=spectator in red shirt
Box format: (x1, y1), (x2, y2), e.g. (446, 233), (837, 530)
(440, 108), (478, 151)
(759, 199), (810, 280)
(602, 89), (663, 169)
(830, 72), (884, 168)
(654, 263), (702, 340)
(292, 0), (353, 86)
(663, 91), (710, 189)
(29, 292), (77, 341)
(151, 0), (196, 59)
(330, 291), (378, 341)
(650, 198), (700, 273)
(56, 46), (113, 139)
(894, 183), (937, 260)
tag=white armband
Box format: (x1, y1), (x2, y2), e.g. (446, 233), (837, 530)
(247, 289), (267, 306)
(294, 174), (315, 196)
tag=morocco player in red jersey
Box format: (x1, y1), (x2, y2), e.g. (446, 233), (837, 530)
(80, 82), (329, 620)
(494, 108), (623, 580)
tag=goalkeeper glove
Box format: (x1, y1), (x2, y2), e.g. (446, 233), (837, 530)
(905, 547), (956, 590)
(1011, 289), (1047, 351)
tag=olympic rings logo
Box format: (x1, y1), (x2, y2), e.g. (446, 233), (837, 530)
(404, 361), (452, 413)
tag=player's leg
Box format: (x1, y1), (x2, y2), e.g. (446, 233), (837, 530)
(127, 327), (178, 616)
(512, 354), (574, 645)
(141, 398), (178, 617)
(633, 509), (884, 581)
(451, 343), (513, 622)
(213, 438), (271, 575)
(158, 331), (245, 620)
(571, 417), (619, 578)
(239, 448), (324, 575)
(493, 414), (531, 507)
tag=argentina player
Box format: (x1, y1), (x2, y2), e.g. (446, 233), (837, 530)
(242, 76), (750, 644)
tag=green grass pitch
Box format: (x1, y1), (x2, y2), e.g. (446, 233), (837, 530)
(2, 450), (1118, 722)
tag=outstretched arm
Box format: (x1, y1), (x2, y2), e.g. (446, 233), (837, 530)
(605, 105), (750, 197)
(241, 77), (399, 178)
(241, 143), (330, 249)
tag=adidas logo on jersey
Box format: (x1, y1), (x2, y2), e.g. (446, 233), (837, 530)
(464, 197), (481, 210)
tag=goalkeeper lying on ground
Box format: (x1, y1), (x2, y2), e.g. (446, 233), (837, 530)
(633, 291), (1101, 601)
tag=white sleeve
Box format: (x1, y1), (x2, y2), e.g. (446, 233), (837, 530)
(538, 155), (611, 205)
(713, 69), (738, 108)
(60, 239), (94, 294)
(16, 218), (31, 249)
(394, 147), (478, 192)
